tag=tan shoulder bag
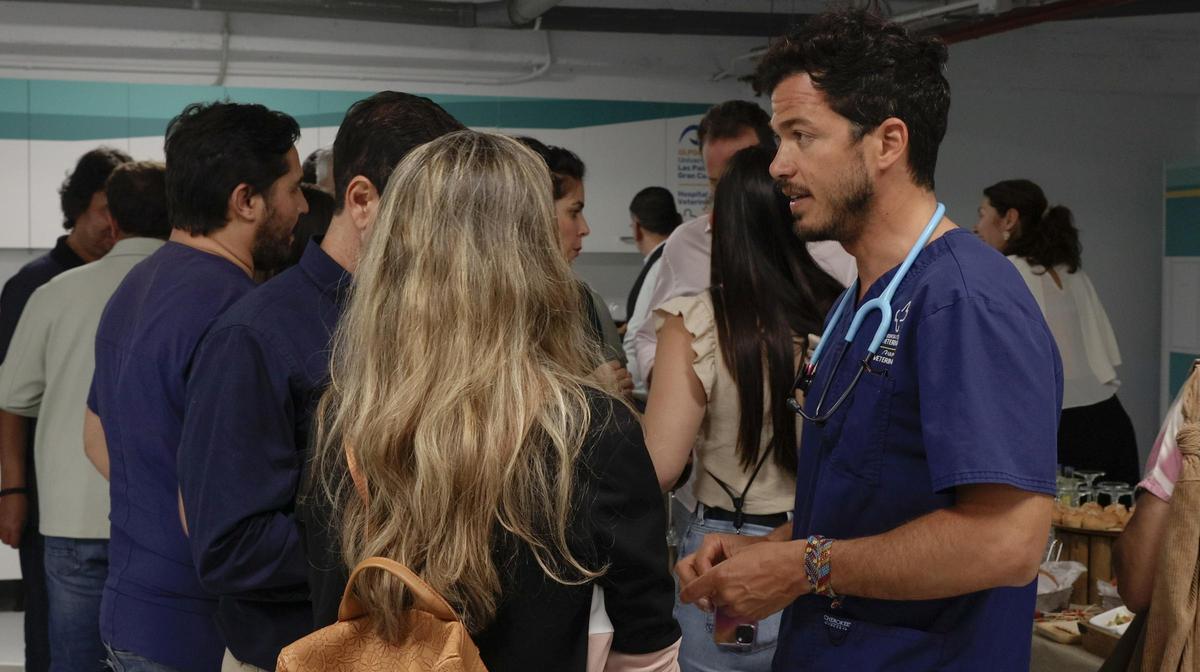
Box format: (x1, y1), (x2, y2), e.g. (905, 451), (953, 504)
(276, 555), (487, 671)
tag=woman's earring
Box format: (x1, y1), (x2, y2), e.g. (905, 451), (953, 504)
(1002, 230), (1010, 241)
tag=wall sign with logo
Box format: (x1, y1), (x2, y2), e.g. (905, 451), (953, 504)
(666, 118), (711, 223)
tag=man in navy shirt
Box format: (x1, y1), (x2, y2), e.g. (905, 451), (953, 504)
(0, 146), (129, 672)
(177, 92), (463, 671)
(86, 102), (307, 672)
(677, 10), (1061, 671)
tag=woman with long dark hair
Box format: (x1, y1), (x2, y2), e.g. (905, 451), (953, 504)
(643, 145), (843, 671)
(976, 178), (1138, 485)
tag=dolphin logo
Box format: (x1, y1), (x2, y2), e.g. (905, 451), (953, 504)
(678, 124), (701, 147)
(893, 301), (911, 333)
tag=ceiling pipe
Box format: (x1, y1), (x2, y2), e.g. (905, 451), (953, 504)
(476, 0), (563, 28)
(891, 0), (994, 25)
(213, 10), (231, 85)
(41, 0), (562, 29)
(933, 0), (1141, 43)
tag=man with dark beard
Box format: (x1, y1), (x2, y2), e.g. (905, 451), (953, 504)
(86, 102), (306, 672)
(675, 10), (1061, 671)
(176, 92), (464, 671)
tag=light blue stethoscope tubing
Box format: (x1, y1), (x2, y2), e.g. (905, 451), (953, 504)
(810, 202), (946, 364)
(791, 203), (946, 424)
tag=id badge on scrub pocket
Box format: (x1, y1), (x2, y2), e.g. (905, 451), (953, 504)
(713, 606), (757, 652)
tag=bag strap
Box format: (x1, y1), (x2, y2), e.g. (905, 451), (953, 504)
(338, 556), (460, 624)
(339, 445), (459, 625)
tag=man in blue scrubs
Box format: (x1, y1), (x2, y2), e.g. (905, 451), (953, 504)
(677, 10), (1061, 670)
(176, 92), (464, 670)
(87, 102), (308, 672)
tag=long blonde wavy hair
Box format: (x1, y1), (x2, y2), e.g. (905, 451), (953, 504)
(313, 130), (607, 637)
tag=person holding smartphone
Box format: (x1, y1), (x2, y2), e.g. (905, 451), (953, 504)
(643, 145), (843, 671)
(676, 11), (1060, 671)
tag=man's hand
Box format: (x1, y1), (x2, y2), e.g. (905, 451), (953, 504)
(676, 532), (762, 588)
(0, 494), (27, 548)
(676, 532), (768, 611)
(679, 538), (810, 621)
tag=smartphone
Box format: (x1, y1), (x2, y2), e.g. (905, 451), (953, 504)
(713, 606), (757, 652)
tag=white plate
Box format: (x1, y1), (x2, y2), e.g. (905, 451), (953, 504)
(1089, 605), (1135, 636)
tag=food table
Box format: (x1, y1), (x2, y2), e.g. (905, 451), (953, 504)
(1026, 503), (1131, 670)
(1030, 635), (1105, 672)
(1052, 523), (1120, 605)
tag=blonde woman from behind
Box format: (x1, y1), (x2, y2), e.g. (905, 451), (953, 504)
(306, 130), (681, 672)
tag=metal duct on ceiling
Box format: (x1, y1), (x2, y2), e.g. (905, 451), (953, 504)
(37, 0), (563, 28)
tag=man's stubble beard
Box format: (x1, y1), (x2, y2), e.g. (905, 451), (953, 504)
(792, 155), (874, 246)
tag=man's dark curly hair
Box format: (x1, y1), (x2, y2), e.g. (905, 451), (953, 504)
(753, 9), (950, 190)
(59, 146), (131, 229)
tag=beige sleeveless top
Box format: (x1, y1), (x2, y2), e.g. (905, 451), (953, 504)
(654, 291), (799, 515)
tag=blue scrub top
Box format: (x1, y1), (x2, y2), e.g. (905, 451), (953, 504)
(775, 229), (1062, 671)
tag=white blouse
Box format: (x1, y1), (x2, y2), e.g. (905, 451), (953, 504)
(1009, 256), (1121, 409)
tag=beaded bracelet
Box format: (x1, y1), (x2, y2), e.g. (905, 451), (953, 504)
(804, 535), (843, 608)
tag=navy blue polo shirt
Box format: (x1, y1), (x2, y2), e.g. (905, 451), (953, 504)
(178, 239), (350, 670)
(88, 242), (255, 672)
(0, 235), (85, 522)
(775, 229), (1062, 671)
(0, 235), (85, 361)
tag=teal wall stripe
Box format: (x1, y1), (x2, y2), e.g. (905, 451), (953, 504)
(130, 83), (225, 119)
(1165, 196), (1200, 256)
(32, 114), (130, 141)
(1169, 352), (1199, 401)
(0, 77), (711, 140)
(0, 80), (28, 115)
(1167, 164), (1200, 190)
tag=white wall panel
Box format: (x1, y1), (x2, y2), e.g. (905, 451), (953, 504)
(0, 140), (29, 248)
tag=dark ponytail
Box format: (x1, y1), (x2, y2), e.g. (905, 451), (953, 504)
(985, 179), (1082, 273)
(710, 146), (843, 473)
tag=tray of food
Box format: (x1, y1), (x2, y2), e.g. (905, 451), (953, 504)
(1052, 502), (1132, 533)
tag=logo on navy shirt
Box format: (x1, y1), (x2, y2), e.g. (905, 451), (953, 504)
(823, 615), (851, 631)
(872, 300), (911, 368)
(823, 614), (853, 645)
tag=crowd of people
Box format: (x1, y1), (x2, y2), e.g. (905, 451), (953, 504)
(0, 7), (1184, 672)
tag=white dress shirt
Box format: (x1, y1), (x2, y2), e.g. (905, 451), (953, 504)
(1009, 256), (1121, 408)
(623, 241), (666, 401)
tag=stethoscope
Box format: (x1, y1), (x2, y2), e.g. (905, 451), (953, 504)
(787, 203), (946, 425)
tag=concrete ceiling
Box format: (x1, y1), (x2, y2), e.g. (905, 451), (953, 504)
(16, 0), (1200, 38)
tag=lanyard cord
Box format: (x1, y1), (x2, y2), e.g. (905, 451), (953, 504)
(705, 445), (775, 533)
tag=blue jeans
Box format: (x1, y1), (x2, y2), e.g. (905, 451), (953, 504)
(104, 644), (185, 672)
(675, 506), (783, 672)
(44, 536), (108, 672)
